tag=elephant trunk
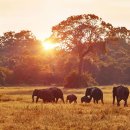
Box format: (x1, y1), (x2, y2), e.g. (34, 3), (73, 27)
(113, 87), (117, 105)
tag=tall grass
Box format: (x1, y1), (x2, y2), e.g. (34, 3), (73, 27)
(0, 86), (130, 130)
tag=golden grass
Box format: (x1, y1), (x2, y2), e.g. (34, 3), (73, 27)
(0, 86), (130, 130)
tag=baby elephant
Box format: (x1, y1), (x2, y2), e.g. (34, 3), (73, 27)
(81, 96), (91, 103)
(66, 94), (77, 103)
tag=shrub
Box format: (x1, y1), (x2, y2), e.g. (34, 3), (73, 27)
(64, 71), (98, 88)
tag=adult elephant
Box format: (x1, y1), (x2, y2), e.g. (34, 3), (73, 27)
(32, 89), (55, 103)
(49, 87), (64, 103)
(113, 85), (129, 106)
(85, 87), (104, 104)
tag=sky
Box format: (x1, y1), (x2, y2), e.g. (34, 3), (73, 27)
(0, 0), (130, 40)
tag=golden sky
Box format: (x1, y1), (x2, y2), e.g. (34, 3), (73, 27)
(0, 0), (130, 40)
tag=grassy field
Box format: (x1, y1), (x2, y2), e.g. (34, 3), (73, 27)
(0, 86), (130, 130)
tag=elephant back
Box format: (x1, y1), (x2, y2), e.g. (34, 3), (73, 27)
(116, 85), (129, 99)
(91, 87), (103, 100)
(67, 94), (77, 100)
(49, 87), (63, 98)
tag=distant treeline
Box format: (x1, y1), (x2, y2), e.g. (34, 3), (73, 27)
(0, 15), (130, 87)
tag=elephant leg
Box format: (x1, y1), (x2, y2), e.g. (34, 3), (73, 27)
(32, 97), (34, 102)
(124, 100), (128, 107)
(93, 99), (95, 103)
(54, 98), (56, 103)
(96, 100), (98, 104)
(55, 98), (58, 103)
(74, 100), (77, 103)
(117, 98), (120, 106)
(117, 102), (120, 106)
(69, 100), (71, 104)
(61, 96), (65, 103)
(101, 97), (104, 104)
(36, 97), (39, 103)
(51, 98), (54, 102)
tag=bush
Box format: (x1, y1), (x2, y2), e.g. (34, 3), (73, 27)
(64, 71), (98, 88)
(0, 66), (13, 86)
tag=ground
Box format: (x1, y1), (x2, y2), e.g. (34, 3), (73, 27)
(0, 86), (130, 130)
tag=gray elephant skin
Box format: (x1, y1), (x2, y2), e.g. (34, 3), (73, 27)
(32, 87), (64, 103)
(49, 87), (64, 103)
(113, 85), (129, 106)
(85, 87), (104, 104)
(66, 94), (77, 103)
(32, 89), (55, 103)
(32, 89), (40, 102)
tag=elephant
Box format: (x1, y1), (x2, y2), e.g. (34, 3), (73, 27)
(81, 96), (91, 103)
(66, 94), (77, 103)
(113, 85), (129, 107)
(85, 87), (104, 104)
(32, 89), (44, 102)
(32, 89), (55, 103)
(32, 89), (39, 102)
(49, 87), (64, 103)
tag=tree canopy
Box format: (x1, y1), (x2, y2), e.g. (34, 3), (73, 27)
(0, 14), (130, 87)
(50, 14), (113, 75)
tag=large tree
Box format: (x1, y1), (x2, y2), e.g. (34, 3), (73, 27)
(49, 14), (113, 75)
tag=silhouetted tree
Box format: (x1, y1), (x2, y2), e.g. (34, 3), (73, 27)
(64, 71), (97, 88)
(50, 14), (113, 75)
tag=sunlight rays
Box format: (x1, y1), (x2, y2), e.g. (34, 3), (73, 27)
(42, 41), (59, 51)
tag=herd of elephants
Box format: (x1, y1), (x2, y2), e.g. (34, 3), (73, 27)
(32, 85), (129, 107)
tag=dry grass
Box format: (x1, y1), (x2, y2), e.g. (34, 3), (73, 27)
(0, 86), (130, 130)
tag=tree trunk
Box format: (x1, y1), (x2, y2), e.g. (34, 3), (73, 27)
(78, 56), (83, 75)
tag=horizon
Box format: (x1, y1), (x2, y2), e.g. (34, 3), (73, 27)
(0, 0), (130, 40)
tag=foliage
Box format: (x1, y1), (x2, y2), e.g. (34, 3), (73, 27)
(64, 71), (97, 88)
(0, 14), (130, 86)
(0, 66), (13, 85)
(50, 14), (113, 75)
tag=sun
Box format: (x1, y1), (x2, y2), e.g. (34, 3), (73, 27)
(42, 41), (59, 50)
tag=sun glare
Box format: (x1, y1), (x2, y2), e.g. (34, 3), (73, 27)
(42, 41), (59, 50)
